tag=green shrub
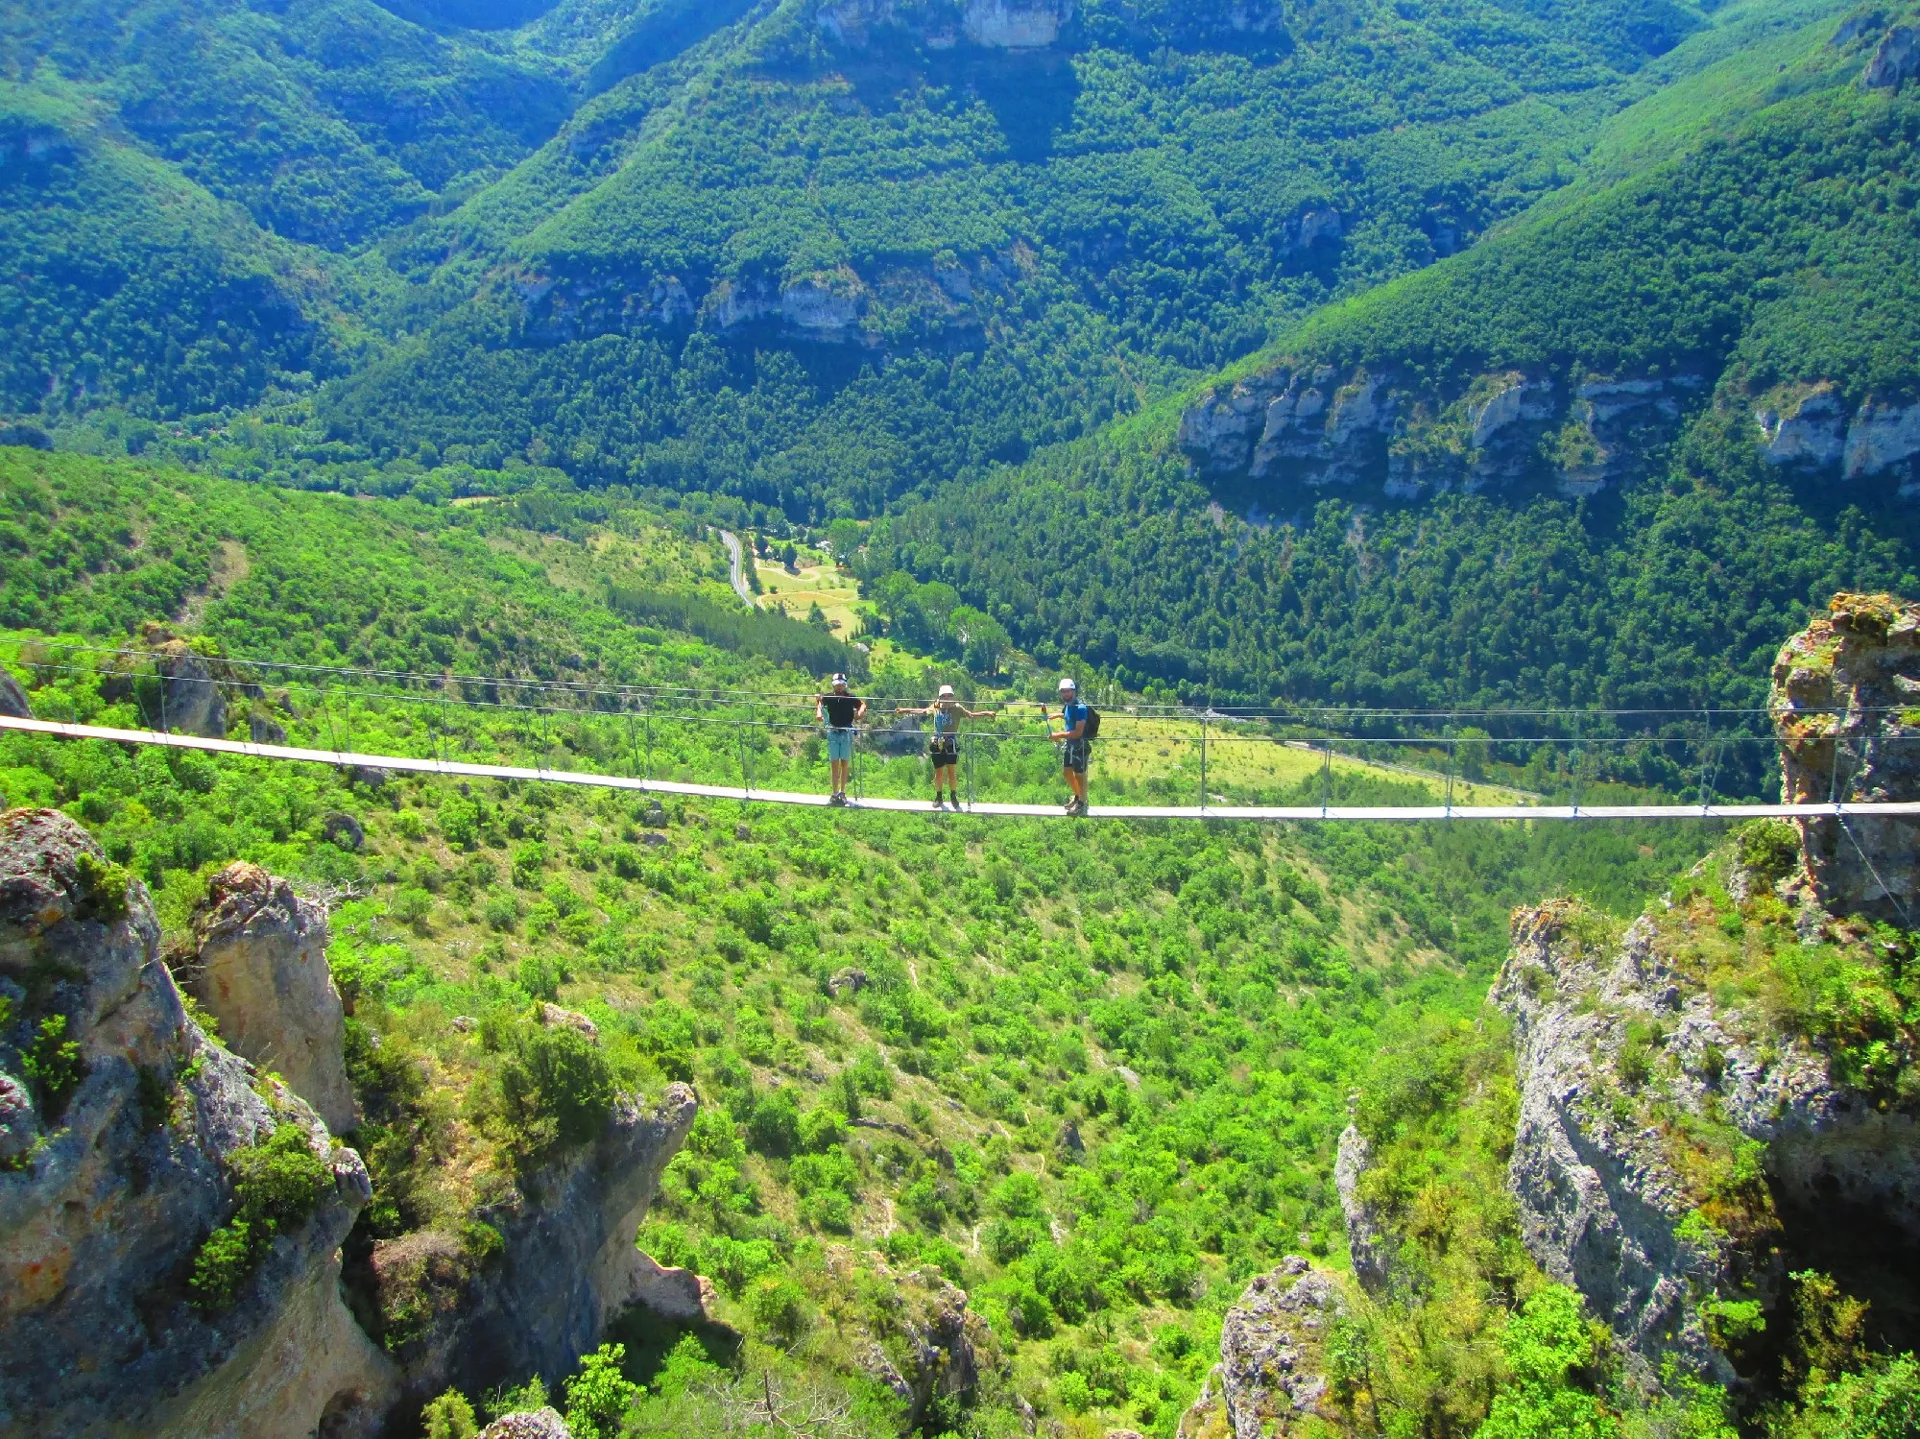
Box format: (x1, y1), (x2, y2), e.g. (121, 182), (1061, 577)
(22, 1014), (84, 1113)
(483, 892), (521, 932)
(1476, 1286), (1617, 1439)
(493, 1024), (615, 1162)
(422, 1389), (477, 1439)
(72, 850), (131, 920)
(1735, 820), (1800, 885)
(188, 1123), (333, 1314)
(564, 1343), (640, 1439)
(745, 1088), (801, 1156)
(746, 1275), (812, 1345)
(1791, 1354), (1920, 1439)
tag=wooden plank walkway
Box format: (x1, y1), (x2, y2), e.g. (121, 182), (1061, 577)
(4, 715), (1915, 821)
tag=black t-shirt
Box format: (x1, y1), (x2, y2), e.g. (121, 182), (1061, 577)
(821, 693), (860, 727)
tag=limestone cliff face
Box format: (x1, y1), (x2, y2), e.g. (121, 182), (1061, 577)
(1334, 1125), (1393, 1297)
(1753, 384), (1920, 491)
(1770, 591), (1920, 922)
(815, 0), (1074, 49)
(182, 862), (359, 1135)
(515, 248), (1017, 351)
(1178, 361), (1701, 500)
(0, 808), (393, 1439)
(1177, 1257), (1346, 1439)
(384, 1083), (698, 1405)
(155, 640), (229, 739)
(1494, 887), (1920, 1385)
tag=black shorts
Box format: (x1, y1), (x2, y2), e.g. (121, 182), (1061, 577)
(929, 736), (959, 765)
(1062, 738), (1089, 773)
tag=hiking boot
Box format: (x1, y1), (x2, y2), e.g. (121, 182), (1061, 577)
(829, 792), (846, 807)
(931, 795), (945, 809)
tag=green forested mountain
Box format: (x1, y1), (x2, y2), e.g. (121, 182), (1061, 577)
(863, 8), (1920, 739)
(5, 0), (1845, 494)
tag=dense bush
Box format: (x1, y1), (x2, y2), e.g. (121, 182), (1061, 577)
(188, 1123), (332, 1313)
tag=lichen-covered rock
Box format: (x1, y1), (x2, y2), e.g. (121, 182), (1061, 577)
(184, 863), (358, 1134)
(391, 1084), (697, 1406)
(1494, 885), (1920, 1386)
(0, 670), (29, 720)
(1770, 591), (1920, 922)
(478, 1408), (571, 1438)
(0, 808), (394, 1438)
(1178, 1257), (1344, 1439)
(154, 641), (227, 739)
(538, 1002), (600, 1042)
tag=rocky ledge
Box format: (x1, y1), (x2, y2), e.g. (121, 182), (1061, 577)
(0, 808), (392, 1439)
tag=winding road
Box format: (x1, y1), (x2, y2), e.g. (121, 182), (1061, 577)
(718, 529), (754, 605)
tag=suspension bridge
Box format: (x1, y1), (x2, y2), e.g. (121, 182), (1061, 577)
(3, 712), (1914, 823)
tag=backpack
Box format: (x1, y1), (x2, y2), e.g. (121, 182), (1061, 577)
(1080, 704), (1101, 740)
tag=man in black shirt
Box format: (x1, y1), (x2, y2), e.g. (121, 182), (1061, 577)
(816, 672), (866, 805)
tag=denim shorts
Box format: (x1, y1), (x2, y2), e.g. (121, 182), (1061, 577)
(826, 727), (854, 762)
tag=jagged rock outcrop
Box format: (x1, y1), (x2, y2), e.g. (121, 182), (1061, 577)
(1178, 362), (1699, 500)
(385, 1084), (698, 1405)
(1334, 1125), (1393, 1296)
(629, 1250), (715, 1322)
(181, 863), (358, 1135)
(155, 641), (228, 739)
(1177, 1257), (1345, 1439)
(0, 670), (29, 720)
(0, 808), (394, 1439)
(1770, 591), (1920, 921)
(1863, 23), (1920, 87)
(847, 1260), (988, 1430)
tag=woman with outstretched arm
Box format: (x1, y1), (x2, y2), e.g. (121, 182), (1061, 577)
(896, 684), (996, 808)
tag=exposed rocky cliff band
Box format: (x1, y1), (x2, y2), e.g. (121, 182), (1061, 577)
(180, 862), (359, 1135)
(1178, 362), (1705, 500)
(0, 808), (393, 1439)
(1183, 359), (1920, 504)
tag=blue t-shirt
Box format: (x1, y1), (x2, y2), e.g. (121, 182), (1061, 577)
(1062, 701), (1090, 738)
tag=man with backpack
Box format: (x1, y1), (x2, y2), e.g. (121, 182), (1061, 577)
(1047, 677), (1096, 816)
(816, 673), (866, 805)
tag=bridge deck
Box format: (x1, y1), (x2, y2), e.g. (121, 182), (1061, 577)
(3, 715), (1912, 822)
